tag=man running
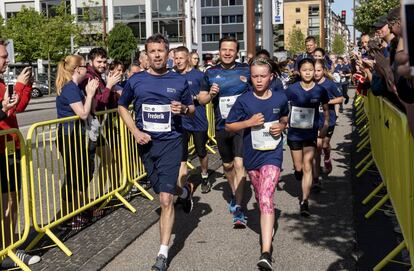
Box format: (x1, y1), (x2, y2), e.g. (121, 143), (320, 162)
(118, 34), (195, 271)
(174, 46), (211, 193)
(198, 36), (250, 228)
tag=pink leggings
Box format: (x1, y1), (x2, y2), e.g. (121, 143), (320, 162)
(248, 165), (281, 215)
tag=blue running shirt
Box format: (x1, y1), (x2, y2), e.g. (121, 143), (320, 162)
(285, 82), (329, 141)
(202, 63), (250, 130)
(226, 91), (289, 170)
(180, 69), (208, 132)
(118, 70), (193, 140)
(318, 78), (342, 128)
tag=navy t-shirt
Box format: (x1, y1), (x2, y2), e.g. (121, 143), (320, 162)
(202, 63), (250, 130)
(318, 79), (342, 127)
(118, 70), (193, 140)
(180, 69), (208, 132)
(285, 82), (329, 141)
(56, 81), (85, 134)
(226, 91), (289, 170)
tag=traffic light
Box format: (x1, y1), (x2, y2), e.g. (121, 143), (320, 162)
(341, 10), (346, 24)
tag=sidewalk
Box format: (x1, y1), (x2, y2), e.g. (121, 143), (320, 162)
(102, 104), (356, 270)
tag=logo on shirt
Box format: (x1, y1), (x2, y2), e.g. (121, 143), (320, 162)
(239, 76), (247, 83)
(188, 80), (193, 86)
(310, 98), (319, 103)
(273, 108), (280, 114)
(167, 88), (176, 93)
(215, 75), (222, 79)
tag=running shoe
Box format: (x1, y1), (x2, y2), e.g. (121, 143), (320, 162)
(151, 254), (167, 271)
(0, 250), (41, 268)
(200, 175), (211, 194)
(257, 252), (273, 270)
(181, 183), (194, 213)
(311, 178), (323, 193)
(323, 158), (333, 174)
(233, 207), (247, 228)
(300, 200), (310, 217)
(228, 197), (237, 214)
(71, 214), (90, 231)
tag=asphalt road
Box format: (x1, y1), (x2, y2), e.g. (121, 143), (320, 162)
(103, 100), (356, 270)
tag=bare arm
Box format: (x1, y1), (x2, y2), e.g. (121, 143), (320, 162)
(118, 105), (151, 145)
(70, 96), (93, 120)
(226, 113), (264, 132)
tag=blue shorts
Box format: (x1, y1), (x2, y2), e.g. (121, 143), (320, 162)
(138, 137), (182, 195)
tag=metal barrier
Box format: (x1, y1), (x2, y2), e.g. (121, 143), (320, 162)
(0, 129), (31, 271)
(25, 109), (138, 256)
(355, 92), (413, 270)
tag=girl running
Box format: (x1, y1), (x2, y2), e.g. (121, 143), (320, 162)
(226, 58), (289, 270)
(312, 60), (343, 191)
(285, 58), (329, 217)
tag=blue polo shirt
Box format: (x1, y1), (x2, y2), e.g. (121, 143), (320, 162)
(285, 82), (329, 141)
(202, 63), (250, 130)
(180, 69), (208, 132)
(56, 81), (85, 134)
(226, 91), (289, 170)
(318, 78), (342, 127)
(118, 70), (193, 140)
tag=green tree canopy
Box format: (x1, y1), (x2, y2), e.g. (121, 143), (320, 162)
(354, 0), (400, 34)
(286, 25), (305, 55)
(107, 23), (137, 65)
(332, 34), (346, 55)
(3, 7), (44, 63)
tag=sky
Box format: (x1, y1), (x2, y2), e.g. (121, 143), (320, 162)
(332, 0), (357, 41)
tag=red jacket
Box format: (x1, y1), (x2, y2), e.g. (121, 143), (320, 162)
(0, 79), (32, 154)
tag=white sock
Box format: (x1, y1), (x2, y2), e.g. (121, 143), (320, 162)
(179, 187), (188, 199)
(158, 245), (169, 258)
(201, 172), (208, 179)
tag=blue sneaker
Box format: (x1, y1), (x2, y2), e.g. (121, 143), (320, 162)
(228, 197), (237, 214)
(233, 207), (247, 229)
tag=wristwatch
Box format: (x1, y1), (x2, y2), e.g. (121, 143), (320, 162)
(182, 105), (189, 115)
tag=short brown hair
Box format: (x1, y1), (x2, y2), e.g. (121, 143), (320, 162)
(219, 36), (239, 52)
(174, 46), (189, 54)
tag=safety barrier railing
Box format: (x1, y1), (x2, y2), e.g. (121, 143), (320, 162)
(354, 92), (413, 270)
(25, 109), (138, 257)
(0, 129), (31, 271)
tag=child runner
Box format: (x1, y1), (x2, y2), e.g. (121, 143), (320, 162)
(312, 59), (343, 191)
(285, 58), (330, 217)
(226, 58), (289, 270)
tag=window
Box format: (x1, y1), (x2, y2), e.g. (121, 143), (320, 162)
(77, 6), (108, 22)
(113, 5), (142, 20)
(222, 32), (244, 40)
(202, 0), (220, 7)
(152, 0), (182, 18)
(296, 19), (301, 25)
(222, 0), (243, 5)
(202, 33), (220, 42)
(308, 28), (319, 36)
(222, 15), (243, 24)
(308, 17), (320, 27)
(202, 16), (219, 25)
(127, 22), (147, 43)
(309, 5), (319, 16)
(152, 19), (184, 42)
(296, 7), (300, 13)
(6, 12), (17, 19)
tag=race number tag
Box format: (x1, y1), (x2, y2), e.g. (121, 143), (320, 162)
(290, 106), (315, 129)
(219, 94), (241, 119)
(319, 105), (323, 113)
(142, 104), (171, 132)
(251, 121), (281, 151)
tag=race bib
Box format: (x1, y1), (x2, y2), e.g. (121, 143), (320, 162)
(251, 121), (281, 151)
(142, 104), (171, 132)
(219, 94), (241, 119)
(319, 105), (323, 113)
(290, 106), (315, 129)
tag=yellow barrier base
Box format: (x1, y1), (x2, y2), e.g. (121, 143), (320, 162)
(132, 181), (154, 201)
(365, 194), (390, 219)
(373, 241), (407, 271)
(362, 182), (385, 205)
(7, 250), (31, 271)
(357, 159), (374, 178)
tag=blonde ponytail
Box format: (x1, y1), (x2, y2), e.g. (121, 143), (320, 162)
(55, 55), (84, 95)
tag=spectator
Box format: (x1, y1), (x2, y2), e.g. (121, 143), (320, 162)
(166, 48), (175, 69)
(127, 62), (141, 78)
(190, 51), (201, 70)
(55, 55), (99, 230)
(138, 50), (149, 71)
(0, 39), (41, 268)
(109, 60), (126, 95)
(203, 54), (214, 71)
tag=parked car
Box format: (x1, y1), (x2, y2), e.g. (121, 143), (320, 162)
(31, 81), (51, 98)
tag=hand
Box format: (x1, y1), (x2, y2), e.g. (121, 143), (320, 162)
(133, 129), (151, 145)
(86, 78), (99, 97)
(2, 94), (19, 112)
(269, 122), (285, 137)
(248, 113), (264, 127)
(395, 51), (413, 78)
(319, 124), (328, 138)
(362, 59), (375, 69)
(209, 83), (220, 98)
(16, 67), (32, 85)
(170, 101), (184, 115)
(106, 72), (122, 88)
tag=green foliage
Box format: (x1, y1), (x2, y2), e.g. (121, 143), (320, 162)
(0, 15), (5, 38)
(74, 0), (105, 47)
(3, 7), (44, 63)
(332, 34), (346, 55)
(354, 0), (400, 33)
(108, 23), (137, 65)
(287, 25), (305, 55)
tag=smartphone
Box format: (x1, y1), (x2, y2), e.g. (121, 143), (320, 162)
(7, 84), (15, 103)
(402, 0), (414, 75)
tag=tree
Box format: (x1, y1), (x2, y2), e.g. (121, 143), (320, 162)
(354, 0), (399, 33)
(0, 15), (5, 38)
(286, 25), (305, 55)
(332, 34), (346, 55)
(3, 7), (44, 63)
(107, 23), (137, 65)
(74, 0), (105, 48)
